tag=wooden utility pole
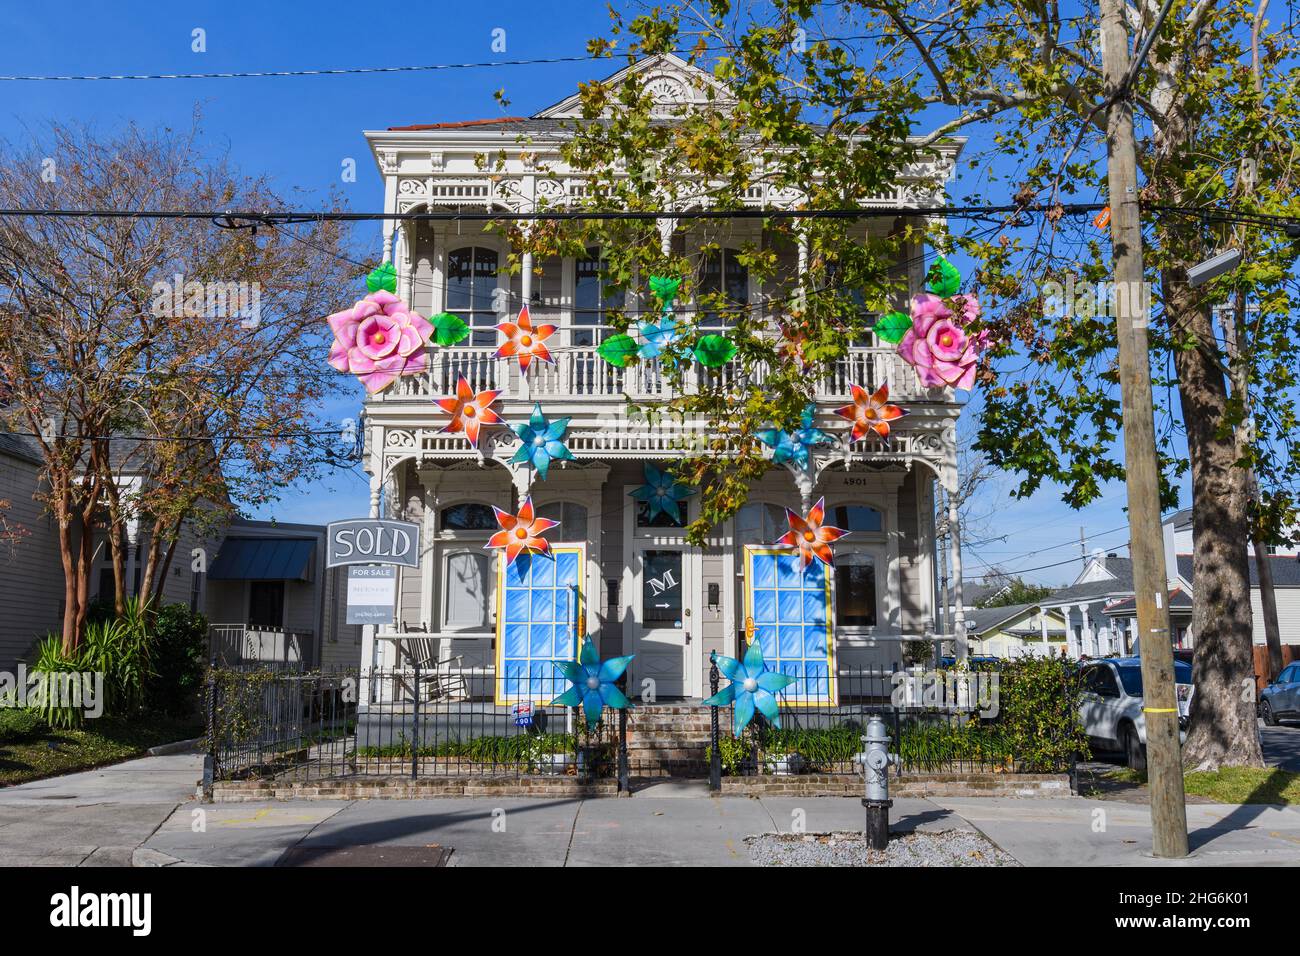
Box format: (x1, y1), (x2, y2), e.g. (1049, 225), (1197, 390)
(1099, 0), (1188, 858)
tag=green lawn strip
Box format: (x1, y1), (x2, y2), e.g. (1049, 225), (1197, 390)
(0, 715), (204, 788)
(1100, 766), (1300, 804)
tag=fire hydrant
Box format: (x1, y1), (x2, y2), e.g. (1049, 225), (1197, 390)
(853, 715), (897, 850)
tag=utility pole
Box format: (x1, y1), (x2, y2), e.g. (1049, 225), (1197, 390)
(1099, 0), (1188, 858)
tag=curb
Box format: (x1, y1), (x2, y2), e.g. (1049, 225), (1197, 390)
(146, 738), (204, 757)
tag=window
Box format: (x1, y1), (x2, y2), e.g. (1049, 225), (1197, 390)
(248, 581), (285, 629)
(641, 550), (683, 625)
(834, 553), (877, 627)
(699, 248), (748, 327)
(446, 246), (499, 346)
(1085, 665), (1121, 698)
(536, 501), (588, 541)
(735, 501), (787, 549)
(439, 502), (498, 532)
(573, 249), (612, 347)
(828, 505), (883, 533)
(1276, 664), (1297, 684)
(443, 550), (493, 630)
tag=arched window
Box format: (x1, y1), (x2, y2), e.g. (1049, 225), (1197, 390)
(439, 502), (498, 533)
(699, 248), (748, 327)
(443, 550), (493, 630)
(828, 504), (883, 533)
(734, 501), (788, 550)
(446, 246), (499, 346)
(536, 501), (589, 541)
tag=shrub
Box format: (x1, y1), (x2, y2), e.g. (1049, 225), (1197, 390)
(996, 656), (1089, 771)
(145, 604), (208, 717)
(0, 707), (47, 743)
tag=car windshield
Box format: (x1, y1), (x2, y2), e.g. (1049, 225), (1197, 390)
(1116, 662), (1193, 696)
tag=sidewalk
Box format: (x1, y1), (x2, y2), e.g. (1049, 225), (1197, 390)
(3, 753), (1300, 866)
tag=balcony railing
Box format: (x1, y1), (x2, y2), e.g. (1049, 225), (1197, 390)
(372, 345), (926, 404)
(210, 624), (317, 669)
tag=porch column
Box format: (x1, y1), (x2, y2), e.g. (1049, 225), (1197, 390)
(948, 491), (967, 661)
(1081, 602), (1095, 657)
(1039, 611), (1049, 653)
(1063, 605), (1077, 658)
(797, 233), (809, 309)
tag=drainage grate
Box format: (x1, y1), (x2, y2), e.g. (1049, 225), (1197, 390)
(277, 845), (453, 867)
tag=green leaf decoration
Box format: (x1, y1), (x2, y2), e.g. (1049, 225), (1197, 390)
(873, 311), (913, 344)
(431, 312), (470, 347)
(693, 334), (737, 368)
(648, 275), (682, 304)
(366, 261), (397, 294)
(597, 333), (640, 367)
(926, 256), (962, 297)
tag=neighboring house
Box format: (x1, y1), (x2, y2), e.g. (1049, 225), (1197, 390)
(966, 602), (1069, 658)
(0, 431), (356, 673)
(356, 53), (966, 699)
(1038, 553), (1155, 658)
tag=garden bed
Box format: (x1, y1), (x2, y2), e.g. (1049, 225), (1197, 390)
(0, 715), (204, 787)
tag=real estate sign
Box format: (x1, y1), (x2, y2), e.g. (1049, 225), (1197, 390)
(327, 518), (421, 569)
(345, 566), (397, 625)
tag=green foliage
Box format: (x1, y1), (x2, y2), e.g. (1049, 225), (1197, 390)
(925, 256), (962, 297)
(365, 261), (397, 293)
(597, 333), (640, 367)
(872, 311), (913, 344)
(692, 334), (738, 367)
(976, 576), (1054, 609)
(431, 312), (470, 346)
(997, 656), (1089, 772)
(145, 604), (208, 717)
(0, 707), (47, 743)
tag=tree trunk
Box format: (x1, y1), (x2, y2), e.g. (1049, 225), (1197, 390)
(1166, 277), (1264, 770)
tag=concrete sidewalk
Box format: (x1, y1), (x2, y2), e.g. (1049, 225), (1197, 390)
(4, 752), (1300, 866)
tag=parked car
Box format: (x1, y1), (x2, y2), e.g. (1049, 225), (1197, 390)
(1078, 657), (1193, 770)
(1259, 662), (1300, 727)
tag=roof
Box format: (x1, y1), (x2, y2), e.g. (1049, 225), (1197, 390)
(1176, 554), (1300, 588)
(1104, 586), (1194, 615)
(208, 537), (316, 581)
(963, 580), (1010, 607)
(0, 431), (43, 465)
(1040, 557), (1135, 607)
(965, 602), (1037, 636)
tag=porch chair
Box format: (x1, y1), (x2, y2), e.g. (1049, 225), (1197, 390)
(400, 631), (469, 703)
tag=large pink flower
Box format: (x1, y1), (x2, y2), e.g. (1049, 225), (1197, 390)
(898, 291), (986, 391)
(327, 291), (435, 393)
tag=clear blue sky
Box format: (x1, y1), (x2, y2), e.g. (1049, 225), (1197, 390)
(0, 0), (1178, 587)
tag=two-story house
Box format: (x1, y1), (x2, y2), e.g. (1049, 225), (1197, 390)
(355, 54), (965, 704)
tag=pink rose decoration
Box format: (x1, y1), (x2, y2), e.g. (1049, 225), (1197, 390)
(327, 291), (435, 393)
(897, 291), (987, 391)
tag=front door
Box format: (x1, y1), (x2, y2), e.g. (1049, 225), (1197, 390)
(632, 547), (693, 698)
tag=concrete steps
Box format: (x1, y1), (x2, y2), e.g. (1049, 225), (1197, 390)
(623, 704), (714, 777)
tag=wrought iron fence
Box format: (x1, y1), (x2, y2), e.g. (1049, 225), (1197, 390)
(206, 667), (629, 787)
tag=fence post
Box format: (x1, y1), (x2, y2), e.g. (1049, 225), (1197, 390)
(202, 655), (218, 801)
(411, 663), (421, 781)
(708, 651), (721, 791)
(617, 674), (630, 793)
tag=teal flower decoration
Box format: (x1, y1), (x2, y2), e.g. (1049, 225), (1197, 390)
(551, 636), (634, 731)
(756, 405), (833, 469)
(638, 309), (680, 359)
(628, 463), (696, 522)
(704, 642), (796, 736)
(511, 402), (575, 480)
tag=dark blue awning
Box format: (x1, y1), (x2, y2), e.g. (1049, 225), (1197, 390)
(208, 538), (315, 581)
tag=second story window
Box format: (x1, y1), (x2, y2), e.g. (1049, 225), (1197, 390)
(699, 248), (748, 327)
(574, 249), (610, 347)
(447, 246), (499, 347)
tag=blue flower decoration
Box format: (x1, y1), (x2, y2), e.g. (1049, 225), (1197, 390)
(637, 309), (680, 359)
(551, 637), (634, 731)
(704, 642), (796, 736)
(511, 402), (575, 480)
(628, 463), (696, 522)
(756, 404), (833, 468)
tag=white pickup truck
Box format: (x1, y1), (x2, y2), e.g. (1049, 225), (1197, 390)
(1078, 657), (1193, 770)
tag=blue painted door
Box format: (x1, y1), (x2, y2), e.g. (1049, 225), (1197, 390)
(494, 545), (585, 705)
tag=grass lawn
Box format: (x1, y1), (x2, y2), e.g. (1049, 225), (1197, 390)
(1102, 765), (1300, 804)
(0, 715), (204, 788)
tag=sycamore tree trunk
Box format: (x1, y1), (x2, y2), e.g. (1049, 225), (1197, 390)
(1165, 276), (1264, 770)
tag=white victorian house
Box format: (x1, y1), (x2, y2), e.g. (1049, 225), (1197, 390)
(354, 55), (966, 703)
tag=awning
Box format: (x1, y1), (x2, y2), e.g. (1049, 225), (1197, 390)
(208, 537), (316, 581)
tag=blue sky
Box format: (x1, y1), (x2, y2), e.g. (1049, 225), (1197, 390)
(0, 0), (1169, 587)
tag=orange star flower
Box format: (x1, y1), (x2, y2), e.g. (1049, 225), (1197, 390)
(776, 496), (849, 569)
(834, 382), (907, 441)
(496, 304), (557, 372)
(486, 496), (559, 567)
(435, 375), (503, 448)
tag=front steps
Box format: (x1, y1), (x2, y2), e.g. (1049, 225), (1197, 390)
(624, 703), (715, 778)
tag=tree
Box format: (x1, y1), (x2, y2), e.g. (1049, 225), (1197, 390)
(535, 0), (1298, 771)
(0, 120), (355, 650)
(973, 572), (1054, 609)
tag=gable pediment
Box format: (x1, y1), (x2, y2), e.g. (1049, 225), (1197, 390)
(534, 52), (733, 119)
